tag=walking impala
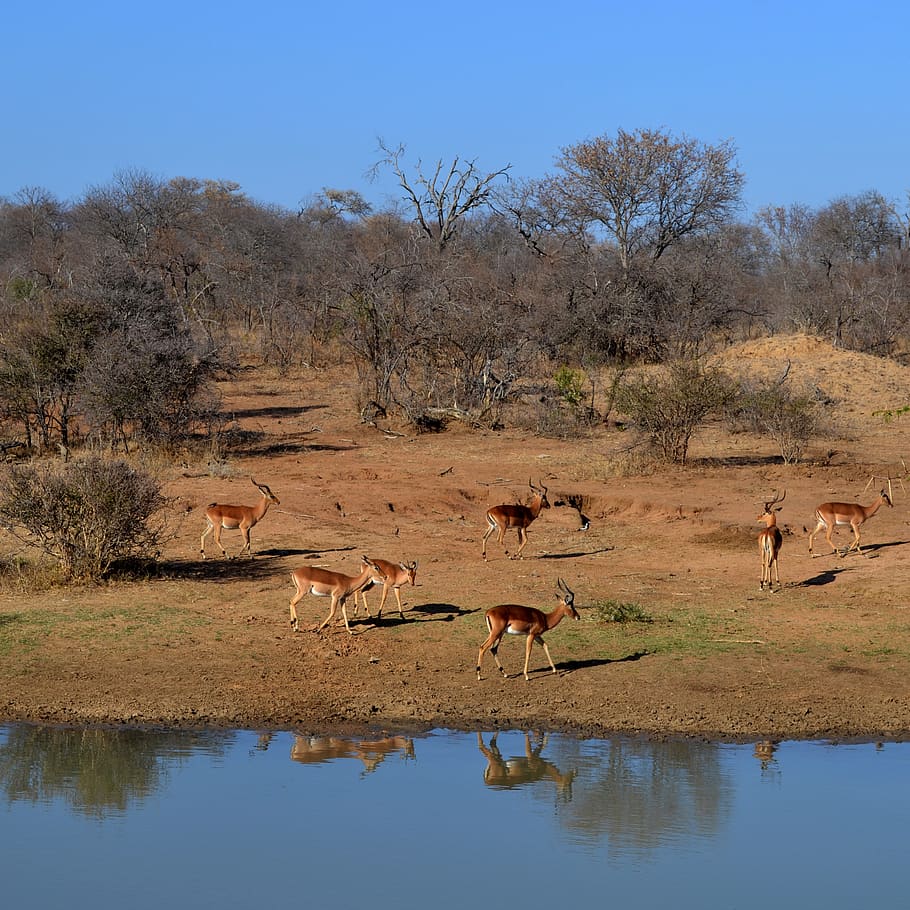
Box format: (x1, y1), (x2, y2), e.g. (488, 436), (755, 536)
(355, 558), (418, 620)
(757, 490), (785, 591)
(289, 556), (386, 634)
(476, 578), (579, 681)
(807, 489), (893, 557)
(200, 477), (280, 559)
(482, 479), (550, 560)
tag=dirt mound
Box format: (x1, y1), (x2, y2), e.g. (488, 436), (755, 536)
(712, 333), (910, 420)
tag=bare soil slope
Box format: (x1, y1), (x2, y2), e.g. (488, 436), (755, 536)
(2, 334), (909, 742)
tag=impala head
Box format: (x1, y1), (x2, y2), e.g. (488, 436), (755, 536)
(880, 489), (893, 508)
(401, 560), (418, 585)
(530, 478), (551, 510)
(251, 477), (280, 506)
(361, 555), (387, 579)
(556, 578), (579, 619)
(757, 489), (786, 522)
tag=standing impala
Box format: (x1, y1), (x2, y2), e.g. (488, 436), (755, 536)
(808, 489), (893, 557)
(289, 556), (386, 634)
(757, 489), (785, 591)
(476, 578), (579, 681)
(482, 479), (550, 561)
(355, 558), (418, 621)
(200, 477), (280, 559)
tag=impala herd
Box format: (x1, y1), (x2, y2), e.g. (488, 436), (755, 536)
(199, 473), (897, 680)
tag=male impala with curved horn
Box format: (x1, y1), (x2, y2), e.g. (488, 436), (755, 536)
(482, 479), (550, 561)
(808, 489), (893, 557)
(757, 489), (785, 591)
(355, 558), (418, 620)
(476, 578), (579, 681)
(289, 556), (385, 634)
(200, 477), (280, 559)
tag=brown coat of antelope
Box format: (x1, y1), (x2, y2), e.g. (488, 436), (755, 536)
(200, 477), (280, 559)
(476, 578), (579, 681)
(289, 555), (385, 634)
(481, 479), (550, 561)
(807, 489), (893, 557)
(355, 558), (419, 620)
(757, 489), (785, 591)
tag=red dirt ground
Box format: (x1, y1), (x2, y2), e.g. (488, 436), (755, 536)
(2, 334), (909, 742)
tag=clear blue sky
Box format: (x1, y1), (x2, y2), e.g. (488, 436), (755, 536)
(3, 0), (908, 216)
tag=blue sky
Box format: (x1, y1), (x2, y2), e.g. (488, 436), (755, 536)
(3, 0), (908, 216)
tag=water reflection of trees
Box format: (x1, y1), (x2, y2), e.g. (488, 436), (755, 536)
(0, 724), (233, 817)
(522, 735), (734, 854)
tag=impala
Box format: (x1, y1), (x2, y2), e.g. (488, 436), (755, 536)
(808, 489), (893, 557)
(291, 734), (415, 775)
(289, 556), (385, 634)
(482, 478), (550, 560)
(476, 578), (579, 681)
(476, 732), (576, 797)
(355, 558), (418, 620)
(200, 477), (280, 559)
(757, 489), (785, 591)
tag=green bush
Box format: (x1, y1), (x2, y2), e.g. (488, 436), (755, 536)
(616, 359), (735, 464)
(592, 599), (653, 624)
(729, 378), (823, 464)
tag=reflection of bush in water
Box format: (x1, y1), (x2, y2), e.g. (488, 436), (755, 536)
(0, 725), (233, 817)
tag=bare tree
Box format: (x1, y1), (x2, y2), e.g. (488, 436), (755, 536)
(371, 141), (510, 251)
(550, 128), (744, 276)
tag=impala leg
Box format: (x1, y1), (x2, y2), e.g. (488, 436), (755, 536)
(481, 521), (497, 560)
(341, 598), (354, 635)
(393, 586), (405, 619)
(239, 526), (253, 559)
(200, 520), (213, 558)
(512, 529), (527, 559)
(522, 633), (536, 680)
(537, 636), (557, 675)
(373, 586), (389, 620)
(212, 524), (228, 559)
(808, 520), (825, 556)
(289, 588), (303, 633)
(477, 632), (507, 680)
(356, 590), (371, 618)
(490, 641), (508, 677)
(318, 595), (339, 633)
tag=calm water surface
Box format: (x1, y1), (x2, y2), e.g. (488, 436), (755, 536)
(0, 724), (906, 908)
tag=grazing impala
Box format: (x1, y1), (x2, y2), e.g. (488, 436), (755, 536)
(200, 477), (280, 559)
(476, 578), (579, 681)
(289, 556), (385, 634)
(757, 489), (785, 591)
(808, 489), (893, 557)
(356, 558), (418, 620)
(482, 478), (550, 561)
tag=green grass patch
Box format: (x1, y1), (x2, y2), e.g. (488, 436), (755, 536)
(590, 599), (653, 624)
(0, 604), (211, 657)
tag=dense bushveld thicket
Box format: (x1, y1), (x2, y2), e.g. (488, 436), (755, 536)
(1, 128), (908, 457)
